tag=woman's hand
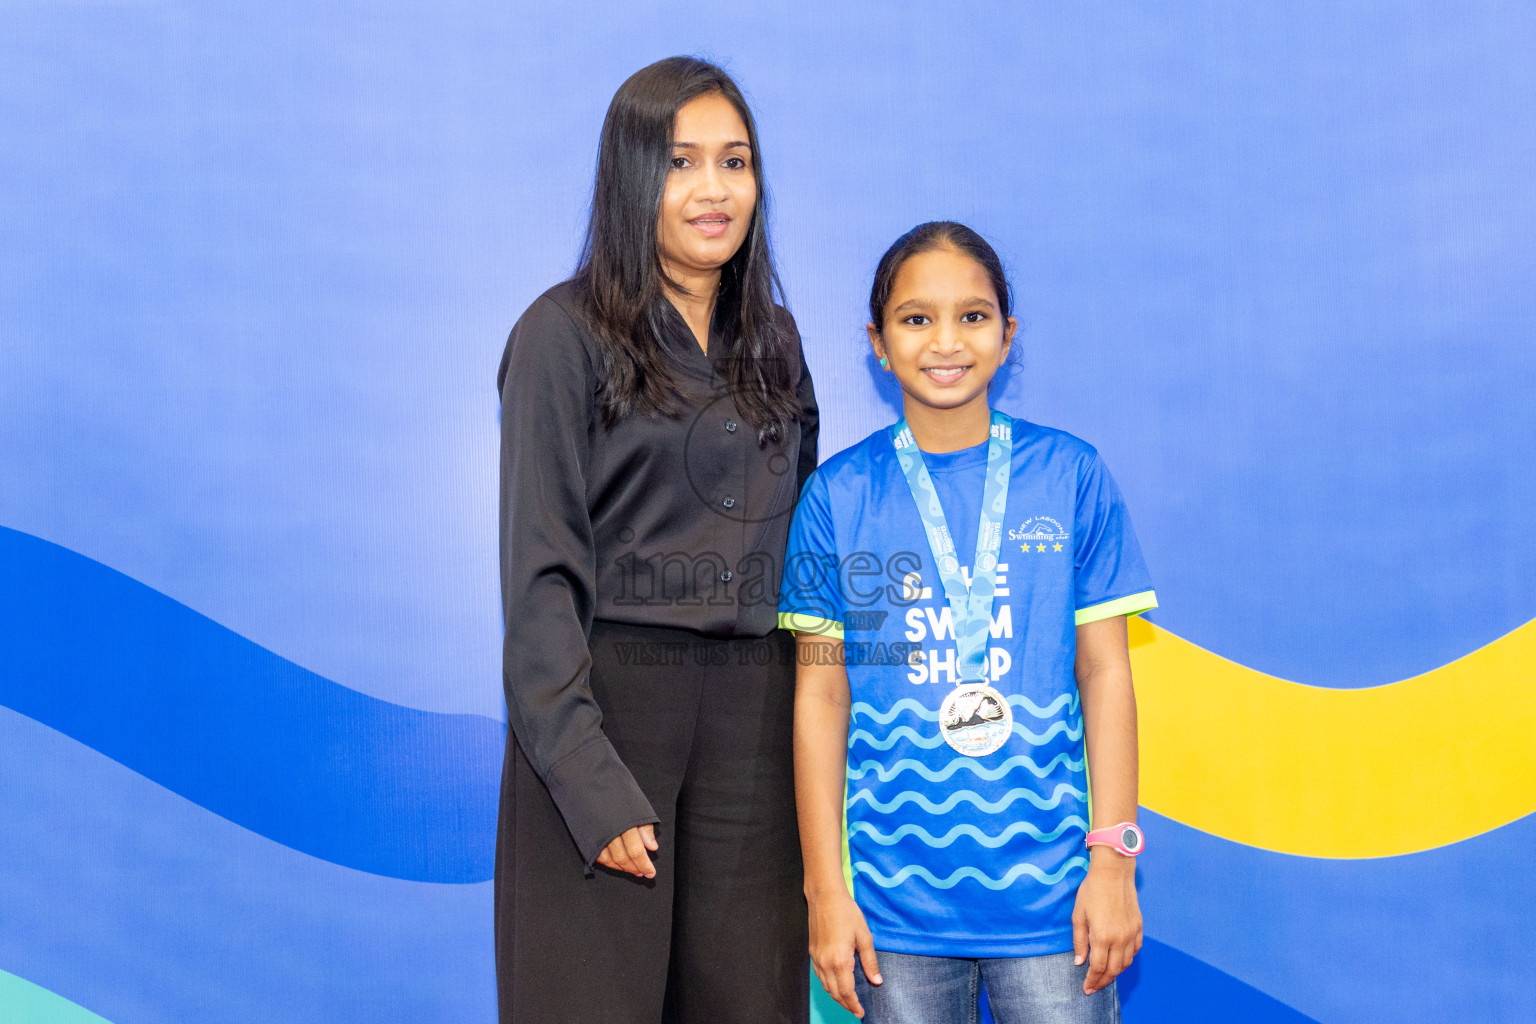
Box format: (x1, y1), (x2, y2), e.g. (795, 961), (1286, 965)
(1071, 849), (1143, 995)
(808, 887), (882, 1018)
(595, 824), (658, 878)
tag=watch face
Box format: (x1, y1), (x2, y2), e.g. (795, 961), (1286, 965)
(1122, 826), (1141, 851)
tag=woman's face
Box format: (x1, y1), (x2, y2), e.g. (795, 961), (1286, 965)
(869, 246), (1016, 413)
(657, 91), (757, 286)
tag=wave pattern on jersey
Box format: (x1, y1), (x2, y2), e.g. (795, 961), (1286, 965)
(848, 752), (1085, 783)
(854, 858), (1091, 889)
(848, 784), (1089, 815)
(850, 817), (1090, 847)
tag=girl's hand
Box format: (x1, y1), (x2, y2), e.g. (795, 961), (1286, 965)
(1071, 849), (1142, 995)
(808, 887), (882, 1018)
(595, 824), (658, 878)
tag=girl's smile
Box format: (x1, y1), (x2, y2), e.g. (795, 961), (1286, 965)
(921, 364), (973, 386)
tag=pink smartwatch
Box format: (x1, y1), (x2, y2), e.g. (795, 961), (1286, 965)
(1085, 821), (1145, 857)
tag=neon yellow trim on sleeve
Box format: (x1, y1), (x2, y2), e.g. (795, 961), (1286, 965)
(1083, 740), (1094, 831)
(778, 612), (845, 637)
(1075, 590), (1159, 626)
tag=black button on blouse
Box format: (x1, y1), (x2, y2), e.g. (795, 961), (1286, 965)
(496, 280), (820, 867)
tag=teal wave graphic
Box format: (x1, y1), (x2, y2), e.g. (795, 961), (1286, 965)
(853, 856), (1089, 888)
(846, 783), (1086, 814)
(0, 968), (112, 1024)
(848, 718), (1082, 751)
(851, 692), (1078, 725)
(849, 816), (1089, 847)
(847, 752), (1083, 783)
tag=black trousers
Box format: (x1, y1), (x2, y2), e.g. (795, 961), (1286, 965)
(495, 619), (809, 1024)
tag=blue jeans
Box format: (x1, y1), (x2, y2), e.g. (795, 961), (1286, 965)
(852, 949), (1119, 1024)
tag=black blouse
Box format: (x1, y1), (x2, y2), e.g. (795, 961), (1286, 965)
(496, 280), (820, 868)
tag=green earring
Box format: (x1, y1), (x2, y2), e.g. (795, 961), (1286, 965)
(879, 356), (889, 369)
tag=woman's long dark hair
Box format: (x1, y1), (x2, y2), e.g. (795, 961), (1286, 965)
(573, 56), (800, 444)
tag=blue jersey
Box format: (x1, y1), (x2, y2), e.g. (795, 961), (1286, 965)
(779, 418), (1156, 957)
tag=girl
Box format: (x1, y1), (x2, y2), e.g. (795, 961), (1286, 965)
(781, 222), (1152, 1023)
(496, 58), (818, 1023)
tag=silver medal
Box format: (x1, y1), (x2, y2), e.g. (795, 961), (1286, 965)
(939, 683), (1013, 757)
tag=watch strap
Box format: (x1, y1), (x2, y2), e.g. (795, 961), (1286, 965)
(1085, 821), (1145, 857)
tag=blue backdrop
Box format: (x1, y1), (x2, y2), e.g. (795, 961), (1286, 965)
(2, 2), (1533, 1022)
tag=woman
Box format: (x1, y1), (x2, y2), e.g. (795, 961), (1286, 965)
(495, 57), (819, 1024)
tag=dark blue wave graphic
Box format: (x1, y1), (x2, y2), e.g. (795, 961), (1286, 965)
(1135, 807), (1536, 1022)
(1115, 940), (1321, 1023)
(0, 704), (497, 1024)
(0, 526), (501, 883)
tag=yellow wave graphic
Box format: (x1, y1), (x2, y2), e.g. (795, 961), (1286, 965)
(1131, 616), (1536, 858)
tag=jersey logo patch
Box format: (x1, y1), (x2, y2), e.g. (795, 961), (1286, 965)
(1009, 516), (1068, 554)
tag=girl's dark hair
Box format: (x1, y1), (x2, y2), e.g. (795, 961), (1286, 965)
(573, 56), (799, 444)
(868, 221), (1013, 332)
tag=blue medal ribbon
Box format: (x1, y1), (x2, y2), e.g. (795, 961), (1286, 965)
(891, 410), (1013, 683)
